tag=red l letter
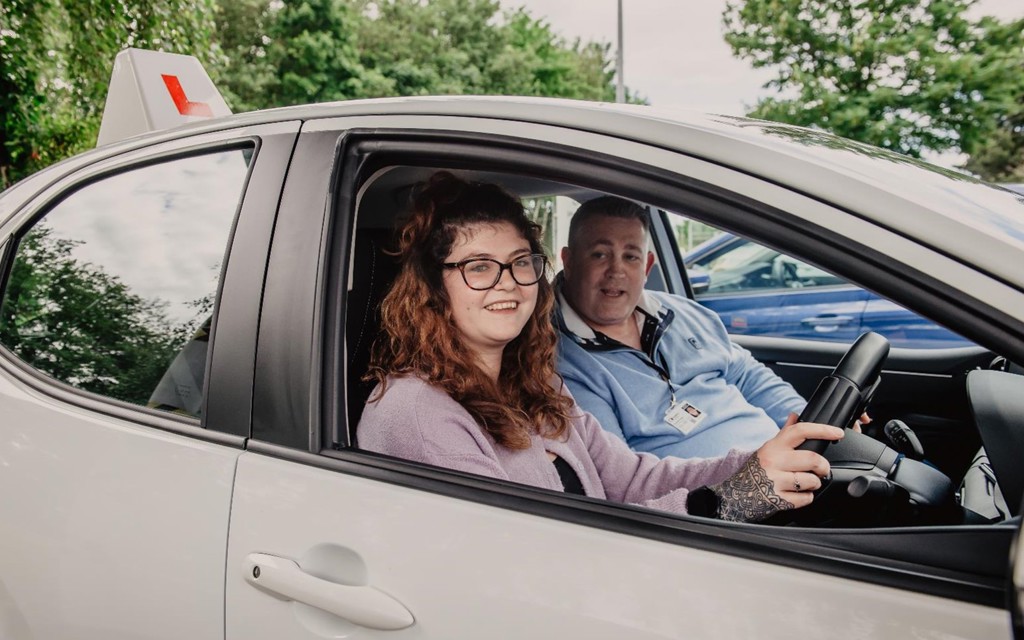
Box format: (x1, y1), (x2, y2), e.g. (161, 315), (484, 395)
(161, 74), (213, 117)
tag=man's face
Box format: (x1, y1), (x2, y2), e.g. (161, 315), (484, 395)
(561, 214), (654, 333)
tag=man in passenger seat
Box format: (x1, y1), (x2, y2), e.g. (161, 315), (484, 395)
(555, 196), (809, 459)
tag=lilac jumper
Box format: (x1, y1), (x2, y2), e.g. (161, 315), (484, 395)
(357, 376), (753, 515)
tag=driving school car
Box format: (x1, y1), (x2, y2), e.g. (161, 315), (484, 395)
(2, 48), (1024, 640)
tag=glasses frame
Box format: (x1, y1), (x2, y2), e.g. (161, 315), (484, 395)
(442, 254), (548, 290)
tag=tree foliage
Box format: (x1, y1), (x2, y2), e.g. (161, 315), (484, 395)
(3, 0), (628, 186)
(0, 0), (221, 188)
(217, 0), (627, 110)
(963, 109), (1024, 182)
(0, 227), (184, 405)
(723, 0), (1024, 176)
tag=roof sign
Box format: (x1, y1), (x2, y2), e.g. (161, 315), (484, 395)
(97, 48), (232, 147)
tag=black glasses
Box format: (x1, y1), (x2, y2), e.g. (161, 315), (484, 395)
(443, 254), (548, 290)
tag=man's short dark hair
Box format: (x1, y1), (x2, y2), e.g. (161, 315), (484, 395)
(567, 196), (649, 248)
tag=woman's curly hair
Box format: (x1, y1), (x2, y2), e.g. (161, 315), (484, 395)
(366, 171), (573, 449)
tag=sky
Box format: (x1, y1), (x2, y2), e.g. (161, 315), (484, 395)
(499, 0), (1024, 117)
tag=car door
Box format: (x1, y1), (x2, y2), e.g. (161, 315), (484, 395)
(0, 122), (297, 639)
(224, 115), (1012, 639)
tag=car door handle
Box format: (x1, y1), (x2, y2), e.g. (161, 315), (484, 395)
(243, 552), (414, 630)
(801, 314), (854, 328)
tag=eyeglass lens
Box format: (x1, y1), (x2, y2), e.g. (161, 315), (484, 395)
(461, 255), (546, 289)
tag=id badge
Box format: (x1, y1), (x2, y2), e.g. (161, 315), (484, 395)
(665, 401), (706, 435)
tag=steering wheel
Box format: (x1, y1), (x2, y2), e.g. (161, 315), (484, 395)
(767, 332), (957, 527)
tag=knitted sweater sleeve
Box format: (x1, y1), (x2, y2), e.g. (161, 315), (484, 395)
(576, 406), (753, 514)
(357, 378), (511, 481)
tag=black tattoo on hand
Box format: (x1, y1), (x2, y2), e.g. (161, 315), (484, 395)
(710, 454), (794, 522)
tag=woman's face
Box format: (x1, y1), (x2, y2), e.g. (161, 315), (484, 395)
(442, 221), (539, 360)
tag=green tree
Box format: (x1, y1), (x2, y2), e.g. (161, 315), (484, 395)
(0, 227), (184, 405)
(0, 0), (87, 187)
(722, 0), (1024, 161)
(485, 7), (621, 100)
(216, 0), (632, 110)
(217, 0), (390, 110)
(352, 0), (630, 101)
(353, 0), (506, 96)
(964, 111), (1023, 182)
(1, 0), (222, 188)
(210, 0), (276, 111)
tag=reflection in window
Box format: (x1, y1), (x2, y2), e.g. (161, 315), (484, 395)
(0, 148), (252, 415)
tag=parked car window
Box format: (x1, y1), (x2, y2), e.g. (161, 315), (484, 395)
(672, 215), (972, 349)
(693, 237), (844, 294)
(0, 148), (252, 415)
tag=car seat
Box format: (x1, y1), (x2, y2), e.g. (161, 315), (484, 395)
(345, 228), (401, 445)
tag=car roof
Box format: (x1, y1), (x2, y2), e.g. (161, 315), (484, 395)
(9, 96), (1024, 289)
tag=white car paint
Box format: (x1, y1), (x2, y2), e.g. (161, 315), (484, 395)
(226, 452), (1007, 639)
(0, 368), (240, 639)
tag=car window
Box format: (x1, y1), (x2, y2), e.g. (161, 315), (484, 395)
(313, 145), (1015, 611)
(0, 148), (252, 415)
(670, 213), (972, 349)
(691, 237), (844, 294)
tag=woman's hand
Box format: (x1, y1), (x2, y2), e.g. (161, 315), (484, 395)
(711, 421), (844, 522)
(756, 421), (844, 509)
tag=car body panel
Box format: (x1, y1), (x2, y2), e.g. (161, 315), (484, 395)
(0, 362), (241, 640)
(226, 450), (1008, 640)
(701, 286), (871, 341)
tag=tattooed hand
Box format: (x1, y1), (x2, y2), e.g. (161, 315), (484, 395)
(710, 454), (793, 522)
(710, 421), (845, 522)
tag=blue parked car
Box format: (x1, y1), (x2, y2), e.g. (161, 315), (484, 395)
(684, 233), (972, 348)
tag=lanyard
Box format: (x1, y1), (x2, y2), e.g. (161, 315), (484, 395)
(628, 349), (679, 407)
(581, 305), (680, 406)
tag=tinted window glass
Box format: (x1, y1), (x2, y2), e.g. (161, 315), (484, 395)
(0, 148), (252, 415)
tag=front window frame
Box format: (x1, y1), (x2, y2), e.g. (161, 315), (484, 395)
(279, 124), (1018, 611)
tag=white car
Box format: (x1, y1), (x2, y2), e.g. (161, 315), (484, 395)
(2, 50), (1024, 639)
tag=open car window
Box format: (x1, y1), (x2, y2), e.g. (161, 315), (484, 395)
(341, 162), (999, 521)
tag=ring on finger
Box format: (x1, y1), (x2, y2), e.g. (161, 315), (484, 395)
(793, 471), (802, 492)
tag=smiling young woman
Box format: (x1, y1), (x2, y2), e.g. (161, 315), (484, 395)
(362, 170), (570, 450)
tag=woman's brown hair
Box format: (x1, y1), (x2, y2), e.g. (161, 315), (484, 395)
(366, 170), (573, 449)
